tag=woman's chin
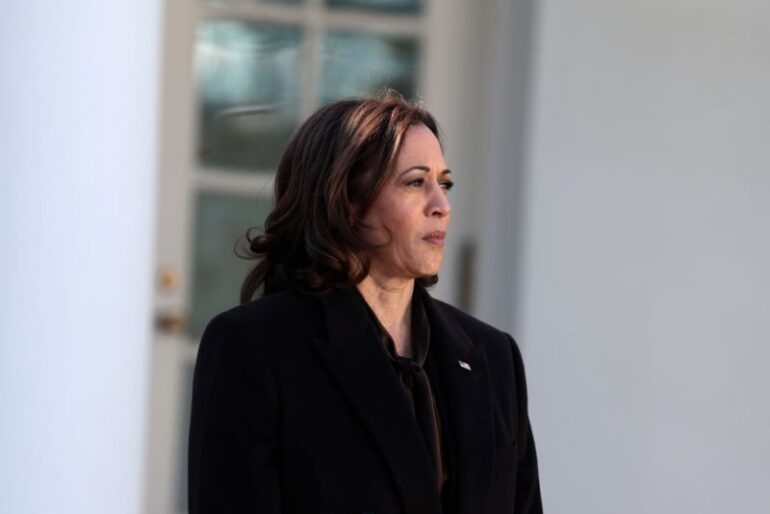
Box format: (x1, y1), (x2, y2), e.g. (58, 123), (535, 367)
(417, 260), (443, 277)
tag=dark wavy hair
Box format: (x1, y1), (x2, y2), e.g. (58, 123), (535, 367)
(239, 95), (442, 302)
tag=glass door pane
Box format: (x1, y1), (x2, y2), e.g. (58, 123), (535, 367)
(327, 0), (422, 14)
(196, 21), (302, 170)
(189, 191), (273, 337)
(319, 30), (420, 103)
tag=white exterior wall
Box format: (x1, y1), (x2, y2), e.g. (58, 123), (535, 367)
(514, 1), (770, 512)
(0, 2), (161, 513)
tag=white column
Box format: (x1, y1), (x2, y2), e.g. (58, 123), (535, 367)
(0, 2), (162, 513)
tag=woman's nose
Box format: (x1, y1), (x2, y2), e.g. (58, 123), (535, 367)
(428, 184), (451, 217)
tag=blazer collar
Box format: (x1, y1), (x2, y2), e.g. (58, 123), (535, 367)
(312, 283), (494, 514)
(415, 284), (495, 514)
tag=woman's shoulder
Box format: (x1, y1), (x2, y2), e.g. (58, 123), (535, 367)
(432, 299), (520, 361)
(428, 297), (531, 393)
(223, 289), (320, 320)
(428, 295), (520, 353)
(202, 289), (324, 347)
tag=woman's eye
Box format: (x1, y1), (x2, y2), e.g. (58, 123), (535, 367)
(405, 178), (454, 191)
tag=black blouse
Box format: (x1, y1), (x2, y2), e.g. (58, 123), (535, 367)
(354, 287), (449, 495)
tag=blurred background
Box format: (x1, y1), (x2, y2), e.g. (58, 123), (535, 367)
(3, 0), (769, 513)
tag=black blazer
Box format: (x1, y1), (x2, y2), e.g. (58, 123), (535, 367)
(188, 283), (542, 514)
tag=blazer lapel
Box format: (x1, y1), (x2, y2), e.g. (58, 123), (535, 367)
(416, 284), (495, 514)
(311, 286), (443, 514)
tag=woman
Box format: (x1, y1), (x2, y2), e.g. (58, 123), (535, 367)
(188, 96), (543, 514)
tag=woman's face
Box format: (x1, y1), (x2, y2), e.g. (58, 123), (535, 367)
(361, 123), (453, 281)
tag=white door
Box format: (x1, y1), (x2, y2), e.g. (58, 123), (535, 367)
(146, 1), (433, 512)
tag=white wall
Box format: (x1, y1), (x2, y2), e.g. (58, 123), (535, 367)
(517, 0), (770, 512)
(0, 2), (161, 512)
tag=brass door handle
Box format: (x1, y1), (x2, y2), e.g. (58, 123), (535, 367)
(155, 309), (187, 334)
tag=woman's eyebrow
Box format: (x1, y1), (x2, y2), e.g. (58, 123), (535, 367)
(398, 165), (453, 177)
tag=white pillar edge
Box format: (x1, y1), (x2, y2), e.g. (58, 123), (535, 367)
(0, 2), (163, 513)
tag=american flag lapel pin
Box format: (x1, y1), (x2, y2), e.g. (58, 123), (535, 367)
(458, 360), (472, 371)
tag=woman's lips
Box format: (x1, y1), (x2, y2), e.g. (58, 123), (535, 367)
(422, 231), (446, 246)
